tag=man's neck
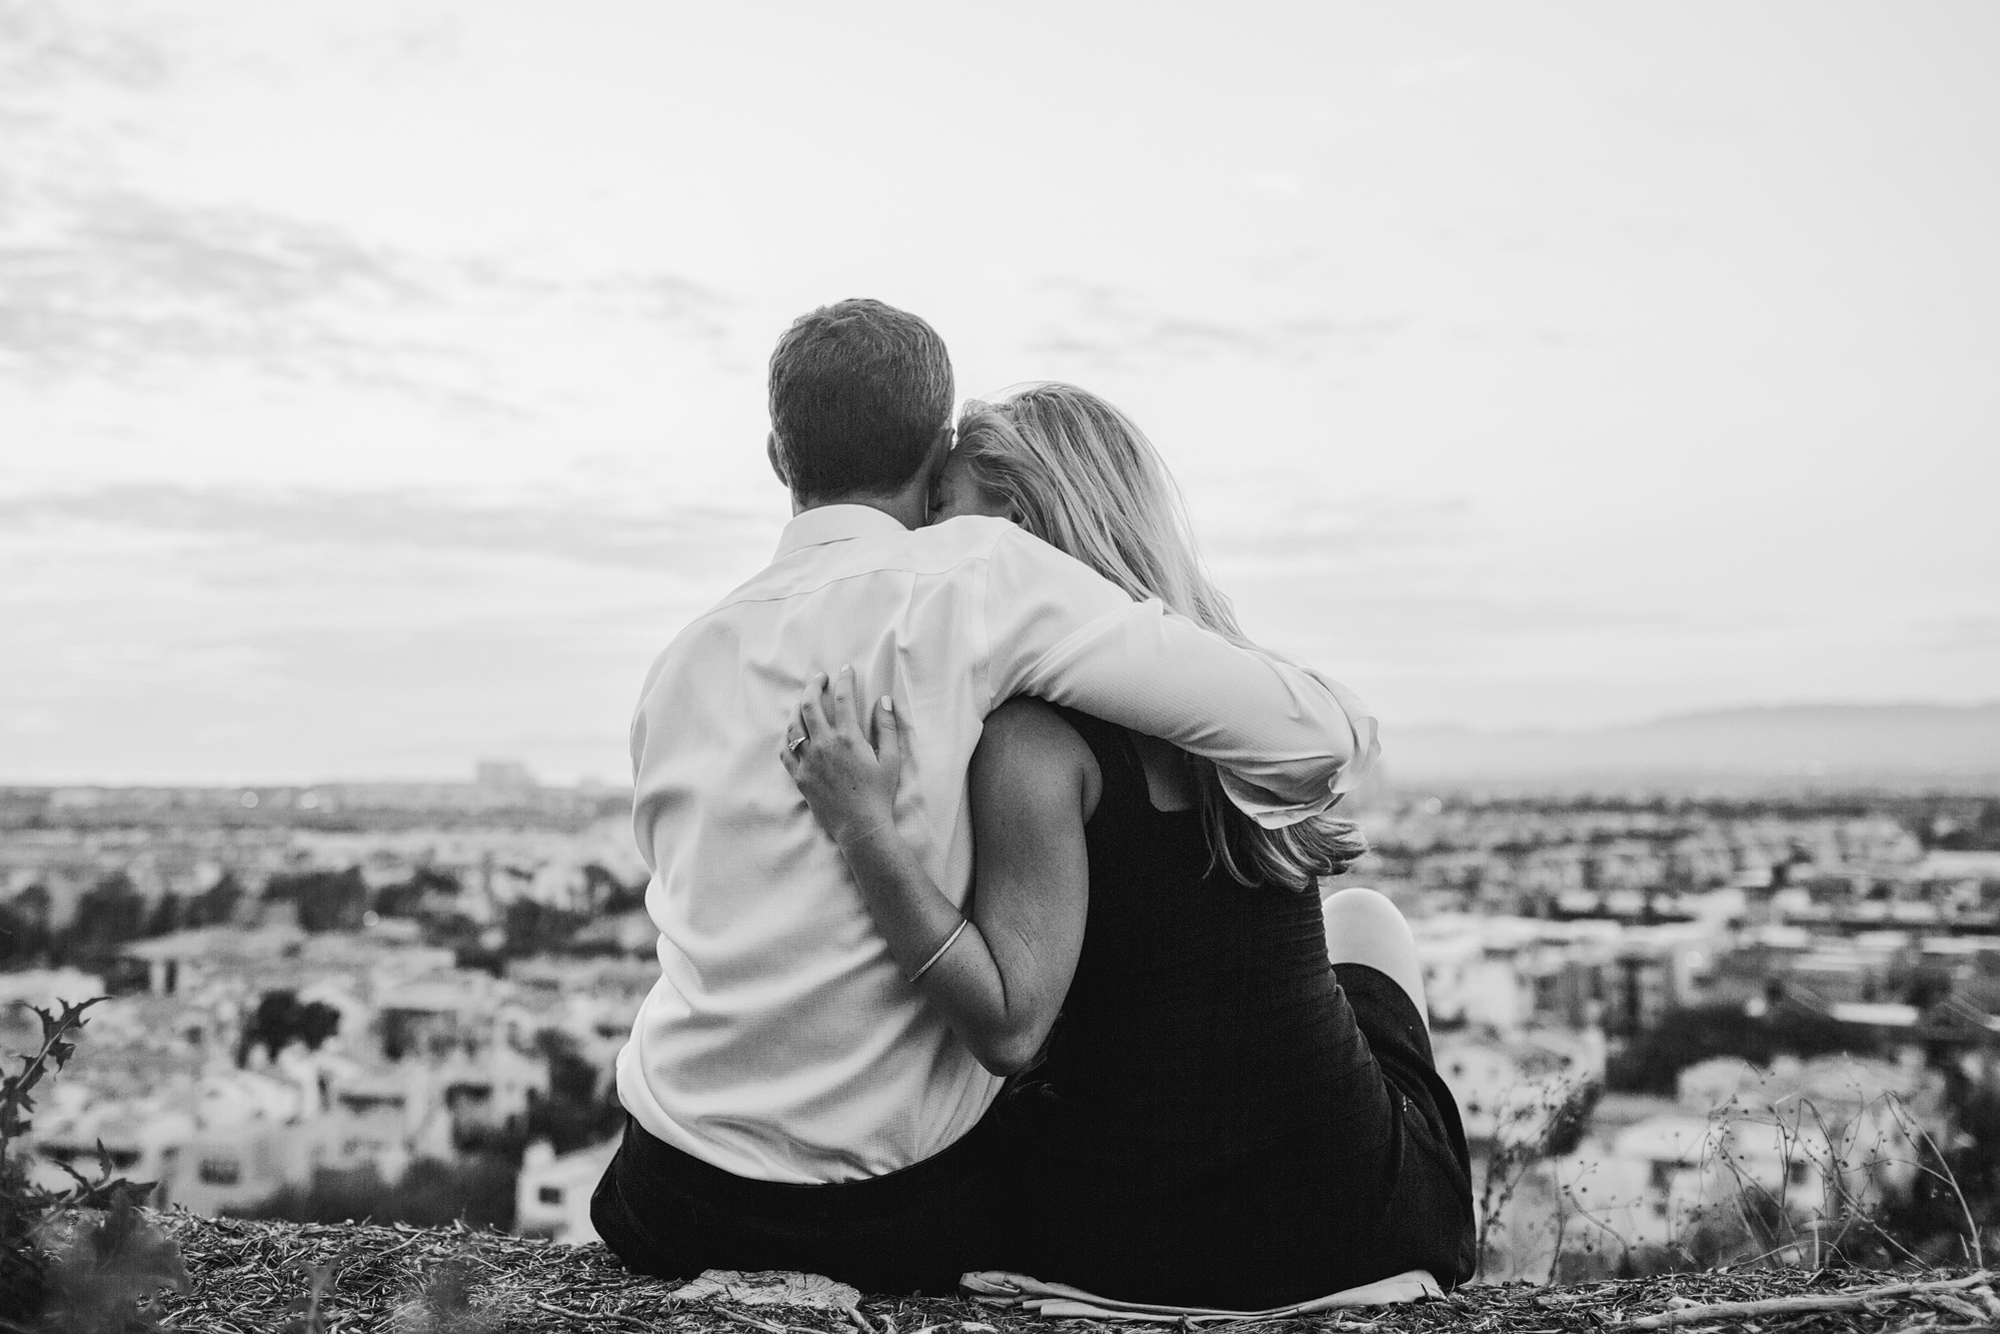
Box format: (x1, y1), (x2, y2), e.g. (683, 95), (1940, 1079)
(795, 489), (927, 530)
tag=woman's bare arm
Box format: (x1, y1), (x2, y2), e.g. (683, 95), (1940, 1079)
(784, 669), (1095, 1075)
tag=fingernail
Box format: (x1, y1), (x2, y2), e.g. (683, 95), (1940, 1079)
(881, 696), (893, 713)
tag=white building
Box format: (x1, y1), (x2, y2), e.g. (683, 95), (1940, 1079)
(516, 1138), (620, 1244)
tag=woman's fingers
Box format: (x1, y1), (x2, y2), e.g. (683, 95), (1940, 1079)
(832, 665), (860, 736)
(799, 672), (833, 743)
(780, 696), (807, 779)
(783, 699), (808, 760)
(873, 696), (902, 775)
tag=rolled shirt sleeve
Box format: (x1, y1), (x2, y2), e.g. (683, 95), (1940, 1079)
(981, 525), (1379, 828)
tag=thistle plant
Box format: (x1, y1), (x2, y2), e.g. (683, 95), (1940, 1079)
(1, 997), (189, 1333)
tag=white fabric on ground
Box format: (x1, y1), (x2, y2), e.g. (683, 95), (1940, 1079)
(960, 1268), (1442, 1322)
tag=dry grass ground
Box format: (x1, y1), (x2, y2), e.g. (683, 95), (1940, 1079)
(150, 1213), (2000, 1334)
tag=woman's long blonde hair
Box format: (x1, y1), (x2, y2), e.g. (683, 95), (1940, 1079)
(953, 382), (1366, 891)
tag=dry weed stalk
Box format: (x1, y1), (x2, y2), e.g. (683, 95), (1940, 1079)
(1475, 1075), (1602, 1278)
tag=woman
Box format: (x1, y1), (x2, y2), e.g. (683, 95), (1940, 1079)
(783, 384), (1475, 1308)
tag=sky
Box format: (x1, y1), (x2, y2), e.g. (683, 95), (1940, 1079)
(2, 1), (1996, 785)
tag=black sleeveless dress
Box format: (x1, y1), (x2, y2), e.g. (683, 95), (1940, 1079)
(993, 709), (1477, 1308)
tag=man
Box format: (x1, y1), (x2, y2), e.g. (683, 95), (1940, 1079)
(592, 299), (1377, 1292)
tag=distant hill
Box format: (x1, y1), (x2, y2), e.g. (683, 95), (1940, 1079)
(1386, 703), (2000, 782)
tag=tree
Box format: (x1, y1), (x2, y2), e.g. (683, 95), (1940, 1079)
(1937, 799), (2000, 852)
(526, 1029), (624, 1154)
(57, 873), (146, 968)
(582, 862), (645, 915)
(1605, 1002), (1872, 1095)
(502, 899), (584, 957)
(184, 873), (243, 928)
(229, 1156), (515, 1231)
(236, 990), (341, 1065)
(0, 887), (52, 966)
(264, 868), (368, 933)
(373, 867), (461, 919)
(143, 893), (184, 938)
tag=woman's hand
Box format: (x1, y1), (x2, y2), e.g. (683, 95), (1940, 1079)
(780, 665), (903, 847)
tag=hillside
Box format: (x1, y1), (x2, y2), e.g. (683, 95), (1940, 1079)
(146, 1213), (1996, 1334)
(1387, 703), (2000, 784)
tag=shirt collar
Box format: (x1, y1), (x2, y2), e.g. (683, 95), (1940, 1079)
(774, 503), (910, 559)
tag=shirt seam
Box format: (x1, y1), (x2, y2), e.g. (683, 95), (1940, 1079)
(991, 527), (1167, 703)
(988, 525), (1090, 705)
(680, 553), (994, 633)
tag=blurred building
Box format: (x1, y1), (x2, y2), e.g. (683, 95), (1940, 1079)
(515, 1138), (620, 1244)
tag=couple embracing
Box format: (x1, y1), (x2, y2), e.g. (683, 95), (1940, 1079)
(590, 299), (1476, 1308)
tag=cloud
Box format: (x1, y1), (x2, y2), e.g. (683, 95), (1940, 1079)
(0, 611), (649, 783)
(0, 484), (770, 576)
(1384, 54), (1484, 89)
(0, 190), (413, 373)
(1928, 615), (2000, 652)
(0, 2), (168, 95)
(1202, 493), (1469, 569)
(0, 3), (739, 408)
(1190, 488), (1699, 676)
(1026, 280), (1403, 373)
(1235, 570), (1676, 672)
(0, 481), (762, 780)
(0, 186), (735, 408)
(1242, 170), (1306, 198)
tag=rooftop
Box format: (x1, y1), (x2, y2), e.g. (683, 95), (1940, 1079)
(120, 924), (307, 963)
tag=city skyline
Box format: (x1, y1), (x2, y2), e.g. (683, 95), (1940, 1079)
(4, 3), (1996, 783)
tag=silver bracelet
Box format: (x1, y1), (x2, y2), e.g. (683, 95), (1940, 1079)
(907, 917), (969, 985)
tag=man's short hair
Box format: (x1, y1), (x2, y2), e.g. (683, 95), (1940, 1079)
(768, 299), (953, 501)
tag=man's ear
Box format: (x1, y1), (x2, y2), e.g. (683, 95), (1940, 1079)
(919, 425), (954, 485)
(767, 431), (790, 488)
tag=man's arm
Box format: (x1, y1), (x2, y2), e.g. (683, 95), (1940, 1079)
(982, 524), (1380, 828)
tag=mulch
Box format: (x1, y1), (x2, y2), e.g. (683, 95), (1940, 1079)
(153, 1213), (1997, 1333)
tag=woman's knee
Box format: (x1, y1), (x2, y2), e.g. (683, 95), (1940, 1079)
(1322, 886), (1427, 1023)
(1322, 887), (1414, 954)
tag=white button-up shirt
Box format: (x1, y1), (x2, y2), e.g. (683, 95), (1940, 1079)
(616, 504), (1378, 1182)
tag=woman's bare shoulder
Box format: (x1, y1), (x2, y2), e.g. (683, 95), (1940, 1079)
(983, 695), (1074, 737)
(975, 698), (1101, 819)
